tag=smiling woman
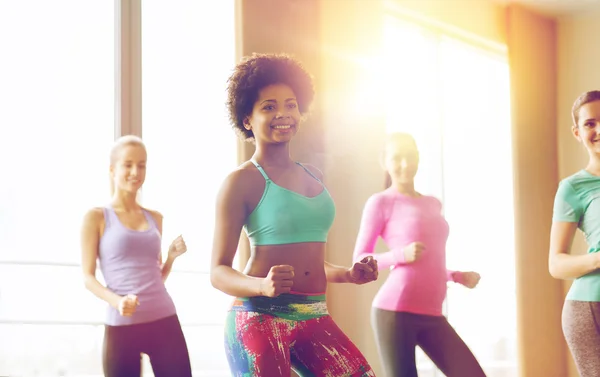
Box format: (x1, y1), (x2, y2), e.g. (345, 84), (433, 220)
(226, 53), (315, 144)
(380, 15), (516, 377)
(81, 135), (192, 377)
(550, 90), (600, 377)
(211, 53), (378, 377)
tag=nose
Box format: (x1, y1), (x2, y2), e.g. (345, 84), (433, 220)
(275, 107), (292, 119)
(399, 158), (409, 169)
(130, 166), (138, 177)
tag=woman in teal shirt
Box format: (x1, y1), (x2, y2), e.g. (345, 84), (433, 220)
(550, 90), (600, 377)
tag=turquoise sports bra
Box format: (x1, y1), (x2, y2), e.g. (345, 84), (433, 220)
(244, 160), (336, 247)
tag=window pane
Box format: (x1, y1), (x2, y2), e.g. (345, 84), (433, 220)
(0, 323), (104, 376)
(383, 17), (517, 377)
(440, 37), (517, 377)
(0, 323), (230, 377)
(166, 325), (230, 377)
(166, 272), (234, 326)
(140, 2), (235, 375)
(383, 16), (443, 199)
(0, 265), (105, 323)
(0, 0), (115, 264)
(140, 0), (237, 275)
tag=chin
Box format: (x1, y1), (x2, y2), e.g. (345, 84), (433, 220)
(272, 136), (294, 144)
(125, 184), (141, 193)
(590, 144), (600, 154)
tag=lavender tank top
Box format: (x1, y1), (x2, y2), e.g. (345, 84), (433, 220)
(98, 207), (176, 326)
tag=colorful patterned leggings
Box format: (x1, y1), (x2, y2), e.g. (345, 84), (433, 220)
(224, 292), (375, 377)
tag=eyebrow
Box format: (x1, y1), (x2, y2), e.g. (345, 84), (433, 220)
(583, 118), (597, 123)
(260, 98), (297, 105)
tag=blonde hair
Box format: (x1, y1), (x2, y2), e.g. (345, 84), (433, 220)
(109, 135), (146, 196)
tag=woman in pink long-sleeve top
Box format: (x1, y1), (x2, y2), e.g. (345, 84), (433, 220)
(353, 132), (486, 377)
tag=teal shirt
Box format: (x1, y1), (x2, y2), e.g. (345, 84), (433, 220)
(553, 170), (600, 301)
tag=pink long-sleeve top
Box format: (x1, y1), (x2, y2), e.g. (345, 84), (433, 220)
(353, 188), (459, 316)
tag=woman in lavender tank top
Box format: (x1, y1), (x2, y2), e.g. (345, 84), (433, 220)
(80, 135), (192, 377)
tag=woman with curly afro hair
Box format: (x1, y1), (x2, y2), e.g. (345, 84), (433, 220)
(210, 53), (378, 376)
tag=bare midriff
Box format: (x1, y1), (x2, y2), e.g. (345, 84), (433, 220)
(244, 242), (327, 294)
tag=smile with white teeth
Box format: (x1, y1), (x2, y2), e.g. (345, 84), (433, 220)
(273, 125), (292, 129)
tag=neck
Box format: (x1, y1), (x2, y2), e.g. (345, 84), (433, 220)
(587, 155), (600, 175)
(111, 191), (140, 211)
(253, 141), (294, 168)
(391, 181), (418, 196)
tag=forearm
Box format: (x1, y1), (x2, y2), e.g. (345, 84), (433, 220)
(161, 255), (175, 282)
(549, 252), (600, 280)
(355, 250), (400, 271)
(83, 274), (121, 308)
(324, 261), (352, 283)
(210, 265), (264, 297)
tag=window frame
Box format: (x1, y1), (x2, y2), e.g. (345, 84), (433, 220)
(382, 9), (517, 377)
(0, 2), (235, 376)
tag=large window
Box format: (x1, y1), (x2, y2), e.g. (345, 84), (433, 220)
(0, 1), (114, 375)
(383, 15), (517, 377)
(0, 1), (236, 376)
(140, 1), (236, 375)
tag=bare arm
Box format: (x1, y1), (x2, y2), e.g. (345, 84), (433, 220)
(80, 208), (122, 308)
(160, 256), (175, 282)
(148, 210), (175, 283)
(324, 261), (352, 283)
(210, 170), (264, 297)
(549, 221), (600, 279)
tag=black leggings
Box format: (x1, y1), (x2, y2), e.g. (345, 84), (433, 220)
(372, 308), (486, 377)
(103, 314), (192, 377)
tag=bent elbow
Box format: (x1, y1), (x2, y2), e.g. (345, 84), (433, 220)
(82, 274), (94, 291)
(548, 259), (563, 279)
(210, 267), (221, 290)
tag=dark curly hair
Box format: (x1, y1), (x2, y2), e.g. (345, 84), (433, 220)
(226, 53), (315, 142)
(572, 90), (600, 127)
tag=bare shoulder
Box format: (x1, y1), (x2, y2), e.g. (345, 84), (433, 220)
(300, 163), (324, 181)
(83, 207), (104, 225)
(220, 161), (265, 192)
